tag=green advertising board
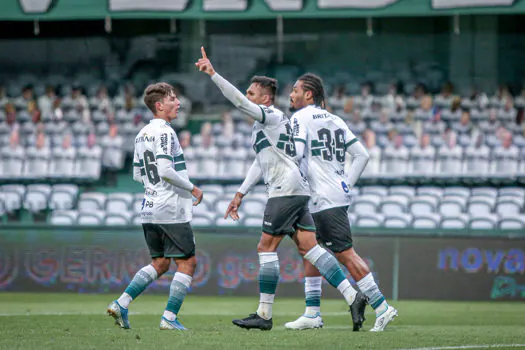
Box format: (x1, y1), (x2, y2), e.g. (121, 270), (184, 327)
(3, 0), (525, 20)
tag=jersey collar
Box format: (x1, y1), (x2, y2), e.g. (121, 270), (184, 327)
(150, 118), (171, 127)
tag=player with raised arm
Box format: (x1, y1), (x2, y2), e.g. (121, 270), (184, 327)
(286, 73), (397, 332)
(107, 83), (203, 331)
(196, 47), (362, 331)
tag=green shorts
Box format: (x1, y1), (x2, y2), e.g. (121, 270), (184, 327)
(142, 222), (195, 259)
(312, 206), (353, 253)
(262, 195), (316, 236)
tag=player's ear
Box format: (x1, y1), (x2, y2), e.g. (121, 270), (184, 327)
(305, 90), (313, 102)
(155, 100), (163, 112)
(262, 94), (271, 105)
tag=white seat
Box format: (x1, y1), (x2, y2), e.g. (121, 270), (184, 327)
(468, 197), (496, 217)
(23, 189), (49, 213)
(132, 214), (142, 226)
(417, 186), (444, 199)
(380, 196), (409, 215)
(469, 214), (499, 229)
(471, 187), (498, 198)
(412, 213), (441, 228)
(383, 213), (412, 228)
(215, 216), (240, 227)
(241, 199), (265, 217)
(242, 216), (262, 227)
(192, 203), (214, 219)
(498, 215), (525, 229)
(52, 184), (79, 196)
(439, 197), (467, 216)
(202, 192), (220, 210)
(106, 193), (133, 213)
(353, 194), (381, 215)
(200, 184), (224, 197)
(214, 198), (232, 215)
(347, 212), (357, 226)
(499, 187), (525, 198)
(2, 185), (26, 197)
(192, 215), (213, 226)
(2, 191), (23, 212)
(388, 186), (416, 199)
(410, 196), (439, 215)
(249, 193), (268, 203)
(77, 210), (105, 225)
(361, 186), (389, 197)
(440, 214), (469, 229)
(49, 190), (76, 210)
(443, 187), (470, 198)
(252, 185), (267, 194)
(50, 210), (79, 225)
(496, 198), (522, 217)
(105, 212), (132, 226)
(355, 213), (384, 228)
(78, 192), (107, 211)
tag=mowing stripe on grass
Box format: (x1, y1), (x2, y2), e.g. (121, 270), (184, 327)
(398, 344), (525, 350)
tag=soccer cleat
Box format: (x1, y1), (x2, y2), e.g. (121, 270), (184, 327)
(349, 292), (367, 331)
(159, 316), (187, 331)
(107, 300), (130, 329)
(370, 305), (398, 332)
(284, 313), (324, 330)
(232, 313), (273, 331)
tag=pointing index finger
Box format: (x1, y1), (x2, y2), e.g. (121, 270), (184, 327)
(201, 46), (208, 59)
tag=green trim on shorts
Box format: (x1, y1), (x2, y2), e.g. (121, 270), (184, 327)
(150, 253), (164, 258)
(164, 253), (188, 258)
(331, 242), (354, 253)
(297, 224), (316, 232)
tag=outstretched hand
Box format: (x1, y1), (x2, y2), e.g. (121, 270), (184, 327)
(224, 192), (243, 221)
(195, 46), (216, 76)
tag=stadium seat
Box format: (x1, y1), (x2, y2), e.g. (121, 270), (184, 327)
(1, 185), (25, 212)
(409, 196), (439, 215)
(353, 195), (382, 215)
(202, 192), (220, 210)
(23, 184), (52, 212)
(77, 192), (107, 211)
(106, 193), (133, 213)
(498, 215), (525, 229)
(361, 186), (389, 197)
(104, 212), (132, 226)
(438, 197), (467, 216)
(389, 186), (416, 199)
(77, 210), (105, 225)
(498, 187), (525, 198)
(355, 214), (384, 228)
(131, 214), (142, 226)
(380, 196), (409, 215)
(50, 210), (79, 225)
(412, 213), (441, 228)
(440, 214), (469, 229)
(443, 187), (470, 198)
(252, 185), (268, 194)
(192, 214), (213, 226)
(495, 198), (523, 217)
(215, 216), (240, 227)
(193, 202), (214, 219)
(242, 216), (262, 227)
(200, 184), (224, 197)
(132, 193), (144, 213)
(383, 213), (413, 228)
(467, 197), (496, 216)
(240, 199), (265, 217)
(48, 184), (78, 210)
(471, 187), (498, 198)
(214, 199), (232, 216)
(417, 186), (443, 199)
(469, 214), (499, 229)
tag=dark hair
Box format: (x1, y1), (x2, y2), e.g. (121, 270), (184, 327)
(143, 82), (176, 114)
(298, 73), (326, 107)
(251, 76), (278, 103)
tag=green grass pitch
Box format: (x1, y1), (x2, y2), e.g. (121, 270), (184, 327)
(0, 293), (524, 350)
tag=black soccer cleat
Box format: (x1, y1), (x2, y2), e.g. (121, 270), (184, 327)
(232, 313), (273, 331)
(349, 292), (368, 331)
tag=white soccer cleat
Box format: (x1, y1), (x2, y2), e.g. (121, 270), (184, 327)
(284, 313), (324, 330)
(370, 306), (398, 332)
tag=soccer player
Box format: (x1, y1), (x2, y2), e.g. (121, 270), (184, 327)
(285, 73), (398, 332)
(196, 47), (362, 331)
(107, 83), (203, 331)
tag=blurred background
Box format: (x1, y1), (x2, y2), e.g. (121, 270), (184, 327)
(0, 0), (524, 301)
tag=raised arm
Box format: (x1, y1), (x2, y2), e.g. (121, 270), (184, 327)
(196, 47), (264, 122)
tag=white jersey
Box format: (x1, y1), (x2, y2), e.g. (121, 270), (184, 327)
(292, 105), (357, 213)
(133, 119), (192, 224)
(252, 105), (310, 198)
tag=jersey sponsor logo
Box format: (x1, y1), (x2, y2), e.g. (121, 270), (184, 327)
(136, 134), (155, 143)
(341, 181), (349, 193)
(145, 189), (158, 196)
(292, 118), (300, 136)
(160, 133), (168, 154)
(263, 221), (272, 226)
(325, 242), (333, 246)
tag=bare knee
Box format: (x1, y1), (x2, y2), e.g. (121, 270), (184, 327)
(151, 257), (171, 276)
(294, 229), (317, 257)
(175, 256), (197, 276)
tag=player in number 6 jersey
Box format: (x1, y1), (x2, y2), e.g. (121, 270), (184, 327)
(286, 73), (398, 332)
(196, 47), (363, 331)
(107, 82), (203, 331)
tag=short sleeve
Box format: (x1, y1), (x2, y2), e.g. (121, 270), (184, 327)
(344, 124), (358, 149)
(291, 114), (307, 146)
(155, 129), (175, 161)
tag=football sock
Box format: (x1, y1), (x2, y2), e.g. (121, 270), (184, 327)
(256, 252), (279, 320)
(304, 276), (322, 316)
(119, 264), (158, 308)
(304, 245), (357, 306)
(164, 272), (192, 321)
(357, 272), (388, 316)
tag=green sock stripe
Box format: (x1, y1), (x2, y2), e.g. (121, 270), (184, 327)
(370, 296), (386, 309)
(305, 291), (321, 307)
(124, 270), (154, 299)
(314, 253), (346, 288)
(166, 280), (189, 314)
(259, 261), (279, 294)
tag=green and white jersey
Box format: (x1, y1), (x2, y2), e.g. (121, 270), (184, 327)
(133, 119), (192, 224)
(252, 105), (310, 198)
(292, 105), (357, 213)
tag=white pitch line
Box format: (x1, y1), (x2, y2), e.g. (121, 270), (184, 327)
(397, 344), (525, 350)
